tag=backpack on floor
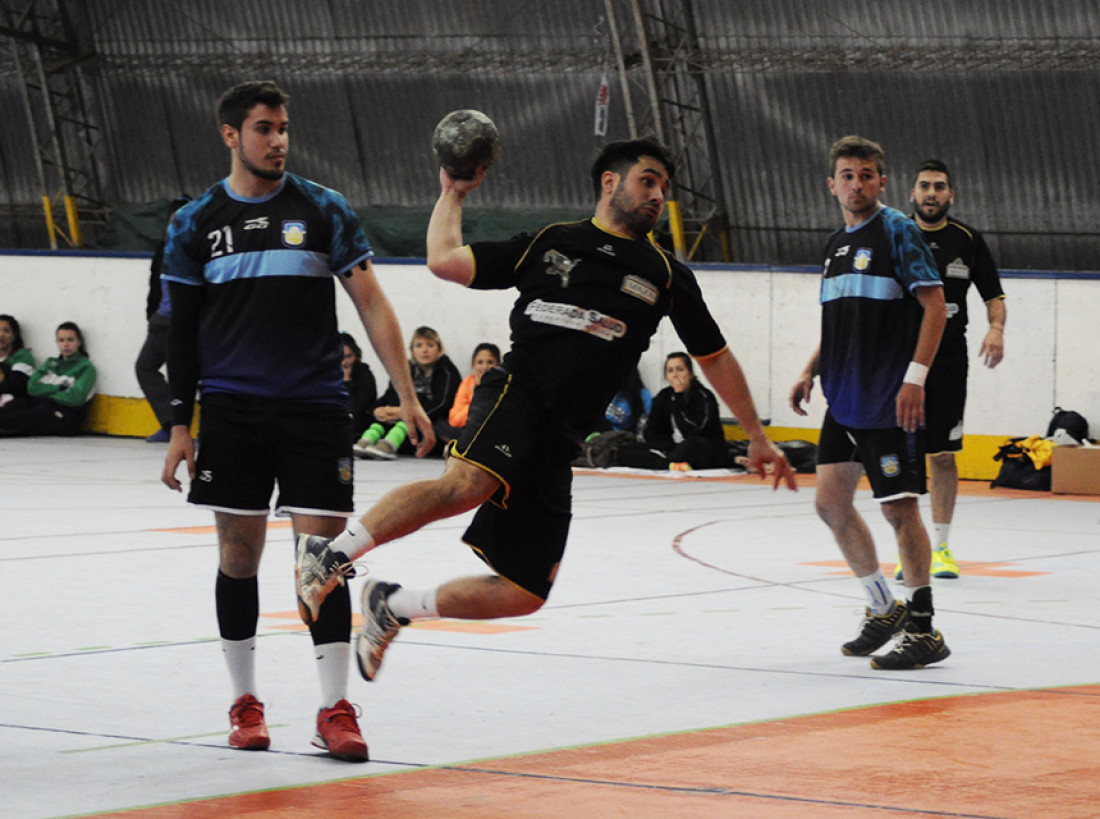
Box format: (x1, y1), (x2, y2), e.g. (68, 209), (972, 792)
(776, 440), (817, 473)
(990, 436), (1052, 491)
(1046, 407), (1090, 444)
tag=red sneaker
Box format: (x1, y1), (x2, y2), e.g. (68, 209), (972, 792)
(228, 694), (270, 750)
(313, 699), (369, 761)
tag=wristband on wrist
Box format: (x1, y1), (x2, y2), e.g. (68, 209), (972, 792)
(903, 361), (929, 387)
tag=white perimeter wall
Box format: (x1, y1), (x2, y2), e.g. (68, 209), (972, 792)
(1, 252), (1096, 441)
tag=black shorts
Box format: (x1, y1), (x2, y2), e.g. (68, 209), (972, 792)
(189, 393), (355, 517)
(924, 348), (968, 455)
(816, 410), (927, 501)
(450, 368), (575, 600)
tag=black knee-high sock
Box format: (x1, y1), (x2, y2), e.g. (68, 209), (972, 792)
(309, 580), (351, 645)
(216, 571), (259, 641)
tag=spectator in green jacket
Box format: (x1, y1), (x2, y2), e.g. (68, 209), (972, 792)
(0, 314), (36, 409)
(0, 321), (97, 436)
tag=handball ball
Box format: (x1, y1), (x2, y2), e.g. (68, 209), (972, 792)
(432, 109), (501, 180)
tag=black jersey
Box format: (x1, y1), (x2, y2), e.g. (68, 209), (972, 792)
(162, 174), (372, 404)
(469, 218), (726, 441)
(916, 216), (1003, 356)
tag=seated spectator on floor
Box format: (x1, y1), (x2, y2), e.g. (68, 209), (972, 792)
(341, 331), (377, 444)
(0, 321), (97, 437)
(433, 341), (501, 445)
(0, 314), (36, 410)
(353, 325), (460, 459)
(638, 352), (733, 470)
(580, 352), (733, 471)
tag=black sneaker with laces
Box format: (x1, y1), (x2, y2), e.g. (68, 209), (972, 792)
(870, 626), (951, 670)
(841, 600), (908, 656)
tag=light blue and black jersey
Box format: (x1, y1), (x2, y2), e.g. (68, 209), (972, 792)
(818, 206), (942, 430)
(162, 173), (371, 413)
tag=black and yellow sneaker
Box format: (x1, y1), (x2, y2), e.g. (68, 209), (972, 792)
(841, 600), (908, 656)
(870, 626), (951, 670)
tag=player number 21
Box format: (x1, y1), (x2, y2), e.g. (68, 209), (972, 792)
(208, 226), (234, 258)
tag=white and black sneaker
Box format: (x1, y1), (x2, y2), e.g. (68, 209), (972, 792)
(294, 534), (355, 625)
(356, 579), (408, 681)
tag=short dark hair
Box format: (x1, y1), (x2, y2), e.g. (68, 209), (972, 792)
(216, 80), (290, 132)
(665, 351), (694, 375)
(829, 135), (885, 176)
(590, 137), (676, 199)
(0, 314), (24, 351)
(472, 342), (501, 364)
(914, 159), (952, 189)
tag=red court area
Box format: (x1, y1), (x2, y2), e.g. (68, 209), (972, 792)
(90, 686), (1100, 819)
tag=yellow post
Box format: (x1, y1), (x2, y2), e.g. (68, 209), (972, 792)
(42, 195), (58, 249)
(666, 199), (687, 260)
(64, 195), (83, 247)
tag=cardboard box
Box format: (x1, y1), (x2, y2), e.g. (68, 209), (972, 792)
(1051, 445), (1100, 495)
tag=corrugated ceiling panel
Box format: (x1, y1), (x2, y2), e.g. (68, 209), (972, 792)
(0, 0), (1097, 266)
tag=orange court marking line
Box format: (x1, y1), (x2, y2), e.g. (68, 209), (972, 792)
(800, 559), (1050, 578)
(85, 685), (1100, 818)
(158, 520), (294, 535)
(574, 468), (1100, 501)
(259, 611), (536, 635)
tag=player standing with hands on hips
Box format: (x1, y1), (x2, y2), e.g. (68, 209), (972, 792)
(160, 80), (433, 761)
(294, 130), (797, 708)
(895, 159), (1006, 581)
(790, 135), (950, 670)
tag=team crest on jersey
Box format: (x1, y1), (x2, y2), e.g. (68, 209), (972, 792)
(853, 248), (873, 271)
(879, 454), (900, 478)
(621, 274), (658, 305)
(543, 249), (578, 287)
(282, 220), (307, 247)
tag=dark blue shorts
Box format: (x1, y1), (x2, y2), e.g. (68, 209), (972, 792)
(816, 410), (927, 501)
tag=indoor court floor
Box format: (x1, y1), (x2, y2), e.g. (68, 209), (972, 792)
(2, 436), (1098, 818)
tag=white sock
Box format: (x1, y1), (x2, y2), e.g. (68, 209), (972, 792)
(386, 586), (439, 621)
(330, 520), (374, 561)
(934, 523), (951, 550)
(221, 636), (257, 700)
(314, 641), (350, 708)
(857, 569), (894, 615)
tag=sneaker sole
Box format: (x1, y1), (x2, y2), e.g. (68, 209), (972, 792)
(870, 645), (951, 670)
(229, 734), (270, 750)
